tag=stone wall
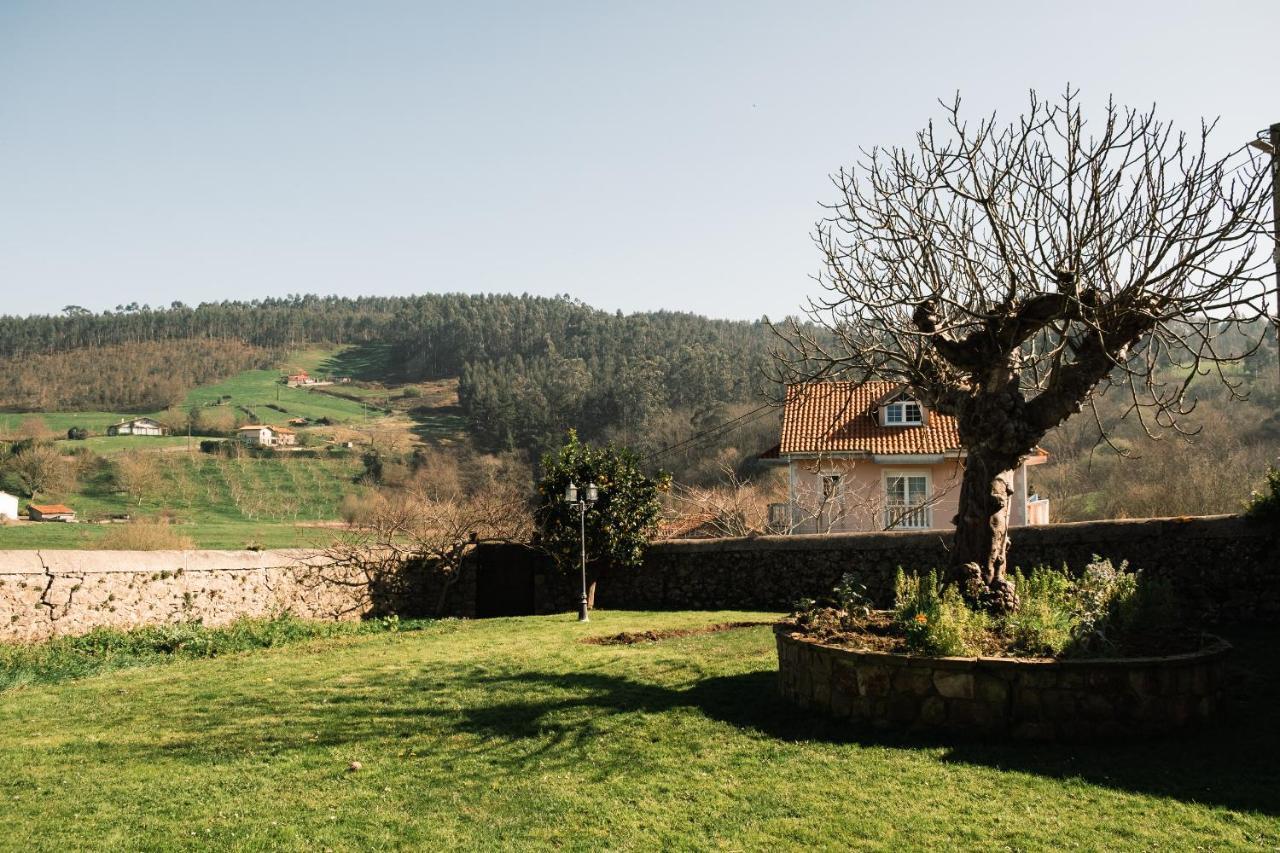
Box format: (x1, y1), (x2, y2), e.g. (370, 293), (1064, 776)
(0, 549), (379, 642)
(594, 515), (1279, 622)
(775, 625), (1232, 739)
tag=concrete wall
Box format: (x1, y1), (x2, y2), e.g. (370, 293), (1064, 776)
(0, 549), (376, 642)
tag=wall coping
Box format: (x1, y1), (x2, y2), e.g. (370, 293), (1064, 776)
(650, 513), (1265, 554)
(0, 548), (330, 576)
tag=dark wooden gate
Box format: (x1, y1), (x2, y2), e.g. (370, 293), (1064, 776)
(474, 543), (538, 618)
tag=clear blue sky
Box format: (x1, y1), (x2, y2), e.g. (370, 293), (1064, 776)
(1, 1), (1276, 321)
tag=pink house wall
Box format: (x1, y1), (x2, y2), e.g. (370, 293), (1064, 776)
(788, 457), (1036, 534)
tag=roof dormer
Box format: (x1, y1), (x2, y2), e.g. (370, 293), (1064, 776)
(880, 393), (925, 427)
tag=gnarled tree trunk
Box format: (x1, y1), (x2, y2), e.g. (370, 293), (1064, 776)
(950, 452), (1019, 610)
(946, 383), (1032, 613)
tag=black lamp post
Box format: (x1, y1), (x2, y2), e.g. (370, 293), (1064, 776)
(563, 480), (599, 621)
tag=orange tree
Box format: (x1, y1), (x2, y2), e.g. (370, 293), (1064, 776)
(536, 430), (669, 603)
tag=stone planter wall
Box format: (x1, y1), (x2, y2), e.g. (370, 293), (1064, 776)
(775, 625), (1232, 740)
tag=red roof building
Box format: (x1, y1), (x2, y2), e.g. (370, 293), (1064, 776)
(767, 382), (1048, 534)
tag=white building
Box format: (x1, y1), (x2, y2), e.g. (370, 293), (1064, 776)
(106, 417), (167, 437)
(237, 425), (298, 447)
(0, 491), (18, 522)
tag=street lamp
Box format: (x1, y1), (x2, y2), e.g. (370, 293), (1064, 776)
(563, 480), (599, 621)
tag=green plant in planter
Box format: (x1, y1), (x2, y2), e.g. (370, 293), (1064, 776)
(1000, 567), (1076, 656)
(894, 569), (987, 656)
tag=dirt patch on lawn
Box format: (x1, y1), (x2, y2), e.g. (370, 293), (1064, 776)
(582, 621), (773, 646)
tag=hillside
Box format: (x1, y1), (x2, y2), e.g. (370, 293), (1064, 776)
(0, 295), (783, 462)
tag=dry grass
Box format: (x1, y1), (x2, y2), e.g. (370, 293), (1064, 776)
(97, 519), (195, 550)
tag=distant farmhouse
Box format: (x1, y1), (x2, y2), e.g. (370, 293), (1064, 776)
(0, 491), (18, 521)
(27, 503), (76, 522)
(106, 417), (167, 437)
(764, 381), (1049, 534)
(237, 425), (298, 447)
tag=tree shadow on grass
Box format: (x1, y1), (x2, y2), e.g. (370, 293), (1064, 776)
(82, 627), (1280, 816)
(375, 624), (1280, 816)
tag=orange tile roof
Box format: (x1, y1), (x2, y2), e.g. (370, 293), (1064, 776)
(29, 503), (75, 514)
(778, 381), (962, 456)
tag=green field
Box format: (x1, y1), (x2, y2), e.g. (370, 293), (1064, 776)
(0, 611), (1273, 850)
(0, 347), (383, 437)
(0, 453), (366, 550)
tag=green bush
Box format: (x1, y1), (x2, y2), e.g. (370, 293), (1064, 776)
(894, 569), (988, 656)
(1001, 567), (1076, 656)
(0, 614), (434, 692)
(1246, 464), (1280, 521)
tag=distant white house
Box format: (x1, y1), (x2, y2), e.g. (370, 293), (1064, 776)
(106, 417), (167, 437)
(0, 491), (18, 521)
(237, 425), (298, 447)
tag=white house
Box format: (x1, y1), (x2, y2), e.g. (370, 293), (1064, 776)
(764, 381), (1050, 534)
(106, 417), (167, 437)
(237, 425), (298, 447)
(0, 491), (18, 521)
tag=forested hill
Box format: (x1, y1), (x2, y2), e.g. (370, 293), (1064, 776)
(0, 294), (785, 458)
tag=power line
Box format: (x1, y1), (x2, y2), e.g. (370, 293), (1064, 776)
(640, 402), (776, 463)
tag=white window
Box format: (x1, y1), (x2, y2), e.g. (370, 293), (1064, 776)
(884, 471), (931, 529)
(884, 399), (923, 426)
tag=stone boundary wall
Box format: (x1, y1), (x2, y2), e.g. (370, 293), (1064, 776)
(595, 515), (1279, 622)
(775, 625), (1231, 739)
(0, 550), (376, 642)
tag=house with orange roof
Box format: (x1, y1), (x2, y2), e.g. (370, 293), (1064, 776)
(27, 503), (77, 522)
(764, 382), (1049, 534)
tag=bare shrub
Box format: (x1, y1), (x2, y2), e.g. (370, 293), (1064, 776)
(99, 519), (195, 551)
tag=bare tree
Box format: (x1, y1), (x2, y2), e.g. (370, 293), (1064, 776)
(7, 443), (72, 499)
(664, 465), (785, 538)
(774, 89), (1274, 609)
(113, 451), (163, 507)
(323, 476), (533, 616)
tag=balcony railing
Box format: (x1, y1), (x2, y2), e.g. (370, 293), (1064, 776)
(1027, 498), (1050, 526)
(884, 503), (931, 530)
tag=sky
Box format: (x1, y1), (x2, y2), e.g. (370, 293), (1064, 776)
(1, 1), (1277, 321)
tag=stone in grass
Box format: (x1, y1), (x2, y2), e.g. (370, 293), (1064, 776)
(347, 761), (363, 773)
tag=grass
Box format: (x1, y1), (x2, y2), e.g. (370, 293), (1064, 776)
(0, 614), (422, 692)
(0, 347), (381, 438)
(0, 610), (1274, 850)
(55, 435), (212, 455)
(1, 453), (366, 550)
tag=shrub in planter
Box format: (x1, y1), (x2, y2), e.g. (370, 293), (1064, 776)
(792, 558), (1195, 659)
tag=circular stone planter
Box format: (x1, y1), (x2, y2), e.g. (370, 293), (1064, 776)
(774, 623), (1231, 740)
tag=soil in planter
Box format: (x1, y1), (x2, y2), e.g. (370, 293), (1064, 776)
(582, 621), (771, 646)
(791, 609), (1208, 659)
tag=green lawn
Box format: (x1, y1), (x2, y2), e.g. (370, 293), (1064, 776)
(0, 611), (1274, 850)
(0, 347), (381, 437)
(1, 453), (365, 550)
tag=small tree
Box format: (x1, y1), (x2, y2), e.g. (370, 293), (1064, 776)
(775, 89), (1274, 610)
(7, 443), (71, 498)
(536, 431), (668, 604)
(324, 477), (533, 616)
(113, 451), (162, 507)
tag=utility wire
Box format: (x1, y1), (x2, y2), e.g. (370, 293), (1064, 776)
(640, 402), (776, 463)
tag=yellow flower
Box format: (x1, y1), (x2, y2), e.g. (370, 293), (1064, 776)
(914, 612), (928, 624)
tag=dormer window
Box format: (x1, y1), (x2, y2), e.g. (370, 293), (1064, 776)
(884, 399), (923, 426)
